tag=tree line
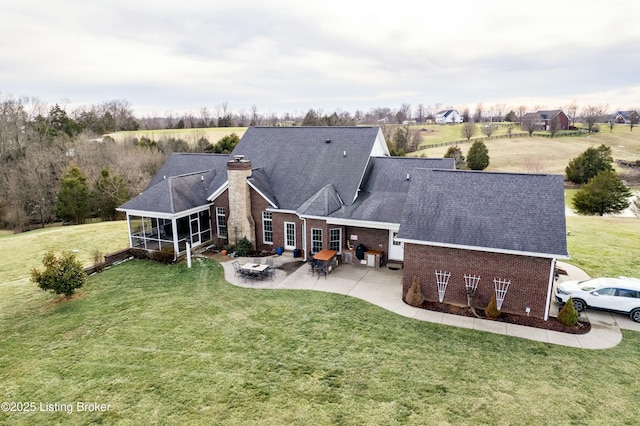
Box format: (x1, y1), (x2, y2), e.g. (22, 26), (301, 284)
(0, 95), (241, 231)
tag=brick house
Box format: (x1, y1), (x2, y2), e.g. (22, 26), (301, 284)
(520, 110), (570, 131)
(118, 126), (568, 321)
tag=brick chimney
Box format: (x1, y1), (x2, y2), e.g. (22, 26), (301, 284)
(227, 155), (255, 246)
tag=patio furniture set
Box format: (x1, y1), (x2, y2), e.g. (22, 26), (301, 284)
(232, 258), (277, 281)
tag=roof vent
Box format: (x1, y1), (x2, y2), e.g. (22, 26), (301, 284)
(343, 150), (347, 157)
(163, 175), (166, 180)
(233, 154), (245, 162)
(406, 173), (410, 181)
(325, 139), (331, 143)
(201, 176), (204, 182)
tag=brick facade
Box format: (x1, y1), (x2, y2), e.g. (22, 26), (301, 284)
(402, 244), (554, 320)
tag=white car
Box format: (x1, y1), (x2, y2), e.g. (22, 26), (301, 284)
(555, 277), (640, 322)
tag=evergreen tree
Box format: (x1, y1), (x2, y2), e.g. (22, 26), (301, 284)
(565, 144), (614, 184)
(56, 165), (90, 224)
(92, 166), (130, 221)
(467, 140), (490, 170)
(572, 170), (632, 216)
(444, 145), (466, 169)
(557, 297), (579, 326)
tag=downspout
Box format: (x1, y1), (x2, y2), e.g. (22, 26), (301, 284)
(543, 258), (557, 321)
(302, 217), (307, 261)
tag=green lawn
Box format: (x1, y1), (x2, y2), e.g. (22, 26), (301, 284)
(1, 258), (639, 425)
(0, 221), (129, 284)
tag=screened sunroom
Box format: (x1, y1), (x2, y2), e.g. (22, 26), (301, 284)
(117, 169), (220, 256)
(125, 207), (212, 254)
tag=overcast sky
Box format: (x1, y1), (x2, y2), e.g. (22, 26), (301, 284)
(2, 1), (639, 117)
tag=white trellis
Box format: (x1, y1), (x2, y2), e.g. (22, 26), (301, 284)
(435, 270), (451, 303)
(464, 274), (481, 306)
(493, 278), (511, 310)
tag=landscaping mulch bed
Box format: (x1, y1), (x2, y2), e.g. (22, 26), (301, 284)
(416, 300), (591, 334)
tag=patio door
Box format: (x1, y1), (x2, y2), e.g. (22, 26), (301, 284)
(388, 230), (404, 261)
(284, 222), (296, 250)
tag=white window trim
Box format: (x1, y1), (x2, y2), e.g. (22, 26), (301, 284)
(262, 211), (273, 245)
(329, 228), (342, 254)
(311, 228), (323, 253)
(216, 207), (227, 238)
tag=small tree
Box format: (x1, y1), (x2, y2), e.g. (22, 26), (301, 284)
(485, 293), (500, 318)
(572, 170), (632, 216)
(522, 118), (536, 136)
(444, 145), (466, 169)
(565, 144), (614, 184)
(467, 140), (490, 170)
(557, 297), (579, 326)
(461, 122), (477, 141)
(405, 276), (424, 307)
(31, 251), (86, 297)
(481, 124), (496, 138)
(56, 165), (91, 224)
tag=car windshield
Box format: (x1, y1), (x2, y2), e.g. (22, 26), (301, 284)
(577, 279), (600, 291)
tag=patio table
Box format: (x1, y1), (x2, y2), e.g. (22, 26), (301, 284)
(241, 263), (269, 280)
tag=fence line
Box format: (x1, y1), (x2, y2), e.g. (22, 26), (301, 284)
(419, 130), (585, 149)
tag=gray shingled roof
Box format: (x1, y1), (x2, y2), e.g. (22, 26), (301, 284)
(298, 184), (343, 216)
(330, 157), (455, 224)
(146, 153), (230, 192)
(397, 169), (568, 257)
(231, 127), (382, 210)
(119, 170), (217, 214)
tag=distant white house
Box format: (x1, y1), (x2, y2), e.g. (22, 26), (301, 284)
(435, 110), (463, 124)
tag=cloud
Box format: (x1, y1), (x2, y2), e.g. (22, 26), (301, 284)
(2, 0), (639, 115)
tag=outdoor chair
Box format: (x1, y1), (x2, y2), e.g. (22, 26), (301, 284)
(232, 261), (250, 281)
(264, 266), (276, 280)
(252, 258), (261, 264)
(316, 263), (327, 279)
(265, 258), (274, 267)
(308, 258), (318, 275)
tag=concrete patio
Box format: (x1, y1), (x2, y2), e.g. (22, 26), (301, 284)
(213, 253), (631, 349)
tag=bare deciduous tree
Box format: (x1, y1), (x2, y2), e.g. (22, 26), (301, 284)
(565, 100), (578, 127)
(461, 122), (477, 141)
(522, 118), (537, 136)
(481, 123), (496, 138)
(582, 104), (608, 132)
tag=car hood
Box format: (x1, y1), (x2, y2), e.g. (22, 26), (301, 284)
(557, 280), (599, 293)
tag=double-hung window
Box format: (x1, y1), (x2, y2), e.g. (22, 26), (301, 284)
(311, 228), (323, 253)
(262, 211), (273, 244)
(329, 228), (341, 252)
(216, 207), (227, 238)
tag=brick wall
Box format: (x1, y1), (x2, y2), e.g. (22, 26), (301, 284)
(210, 190), (229, 242)
(402, 244), (553, 320)
(344, 226), (388, 257)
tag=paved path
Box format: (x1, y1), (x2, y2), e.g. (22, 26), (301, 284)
(216, 255), (627, 349)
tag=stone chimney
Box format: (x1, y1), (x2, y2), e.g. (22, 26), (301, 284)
(227, 155), (255, 246)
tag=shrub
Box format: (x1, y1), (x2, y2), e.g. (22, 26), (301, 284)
(149, 247), (175, 264)
(485, 293), (500, 318)
(129, 248), (149, 259)
(31, 251), (86, 297)
(558, 297), (579, 326)
(235, 237), (253, 257)
(405, 276), (424, 307)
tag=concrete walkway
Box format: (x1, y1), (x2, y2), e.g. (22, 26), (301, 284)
(215, 255), (626, 349)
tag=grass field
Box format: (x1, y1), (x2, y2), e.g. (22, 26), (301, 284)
(104, 127), (247, 145)
(0, 221), (129, 285)
(411, 124), (640, 175)
(1, 257), (639, 425)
